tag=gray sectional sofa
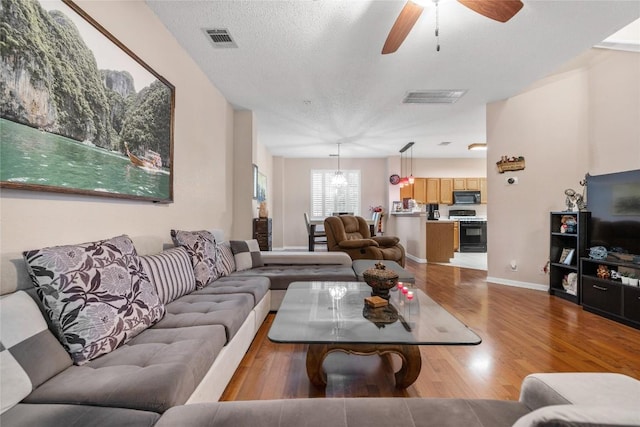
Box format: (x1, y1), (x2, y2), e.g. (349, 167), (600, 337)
(2, 231), (639, 427)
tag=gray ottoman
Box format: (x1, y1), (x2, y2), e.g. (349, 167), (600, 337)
(351, 259), (415, 284)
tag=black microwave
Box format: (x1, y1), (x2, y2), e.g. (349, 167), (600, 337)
(453, 191), (481, 205)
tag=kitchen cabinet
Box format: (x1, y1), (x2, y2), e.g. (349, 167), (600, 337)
(453, 221), (459, 251)
(480, 178), (487, 204)
(400, 183), (413, 200)
(439, 178), (453, 204)
(426, 221), (455, 262)
(465, 178), (480, 190)
(413, 178), (427, 203)
(453, 178), (480, 191)
(453, 178), (466, 190)
(425, 178), (440, 204)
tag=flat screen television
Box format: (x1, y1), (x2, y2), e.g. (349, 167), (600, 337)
(587, 169), (640, 256)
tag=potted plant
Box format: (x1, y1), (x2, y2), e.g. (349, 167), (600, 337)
(620, 271), (630, 285)
(629, 273), (639, 287)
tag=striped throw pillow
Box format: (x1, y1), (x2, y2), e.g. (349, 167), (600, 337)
(215, 241), (236, 277)
(1, 291), (72, 414)
(140, 247), (196, 304)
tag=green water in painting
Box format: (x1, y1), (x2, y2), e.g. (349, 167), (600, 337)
(0, 118), (170, 200)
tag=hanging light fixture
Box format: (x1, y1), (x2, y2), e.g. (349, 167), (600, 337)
(331, 142), (348, 187)
(408, 144), (415, 184)
(399, 142), (415, 186)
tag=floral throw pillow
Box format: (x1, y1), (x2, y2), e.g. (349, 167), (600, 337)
(170, 229), (220, 288)
(23, 235), (165, 365)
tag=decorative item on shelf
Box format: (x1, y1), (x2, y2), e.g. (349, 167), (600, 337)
(596, 264), (610, 279)
(258, 201), (268, 218)
(563, 188), (585, 212)
(362, 262), (399, 300)
(562, 273), (578, 295)
(496, 156), (525, 173)
(589, 246), (608, 260)
(620, 271), (630, 285)
(560, 215), (577, 233)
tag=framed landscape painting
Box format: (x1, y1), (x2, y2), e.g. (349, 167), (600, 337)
(0, 0), (175, 202)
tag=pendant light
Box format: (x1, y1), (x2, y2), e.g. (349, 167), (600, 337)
(408, 144), (415, 184)
(331, 143), (348, 187)
(399, 149), (406, 188)
(399, 142), (415, 186)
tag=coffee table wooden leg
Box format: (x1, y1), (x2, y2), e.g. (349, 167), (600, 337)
(306, 344), (421, 388)
(392, 345), (421, 388)
(306, 344), (329, 387)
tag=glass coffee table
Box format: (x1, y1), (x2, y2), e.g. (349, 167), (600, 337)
(268, 281), (481, 388)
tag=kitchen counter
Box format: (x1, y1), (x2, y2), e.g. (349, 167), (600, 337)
(392, 214), (457, 263)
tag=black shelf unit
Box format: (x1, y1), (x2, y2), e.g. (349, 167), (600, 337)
(549, 211), (590, 303)
(252, 218), (272, 251)
(580, 257), (640, 329)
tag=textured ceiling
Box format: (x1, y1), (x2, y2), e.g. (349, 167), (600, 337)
(147, 0), (640, 158)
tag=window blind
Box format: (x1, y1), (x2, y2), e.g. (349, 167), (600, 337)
(310, 170), (360, 219)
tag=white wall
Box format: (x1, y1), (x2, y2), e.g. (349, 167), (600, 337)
(0, 1), (233, 294)
(278, 157), (388, 249)
(486, 48), (640, 290)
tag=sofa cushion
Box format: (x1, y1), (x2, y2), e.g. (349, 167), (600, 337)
(0, 291), (72, 414)
(140, 247), (196, 304)
(230, 265), (357, 291)
(214, 241), (236, 277)
(155, 398), (530, 427)
(193, 276), (270, 307)
(512, 404), (640, 427)
(171, 229), (219, 288)
(152, 293), (254, 342)
(23, 235), (165, 365)
(229, 240), (263, 271)
(0, 403), (160, 427)
(23, 325), (226, 413)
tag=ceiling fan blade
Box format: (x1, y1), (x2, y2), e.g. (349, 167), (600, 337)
(382, 1), (424, 54)
(457, 0), (523, 23)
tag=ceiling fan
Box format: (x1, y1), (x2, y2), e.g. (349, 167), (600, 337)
(381, 0), (524, 54)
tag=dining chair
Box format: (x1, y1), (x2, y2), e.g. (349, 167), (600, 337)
(304, 213), (327, 251)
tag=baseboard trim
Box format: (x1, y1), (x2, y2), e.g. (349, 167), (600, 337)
(406, 253), (427, 264)
(486, 276), (548, 292)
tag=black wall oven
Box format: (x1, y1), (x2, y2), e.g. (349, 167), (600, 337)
(459, 220), (487, 252)
(449, 209), (487, 253)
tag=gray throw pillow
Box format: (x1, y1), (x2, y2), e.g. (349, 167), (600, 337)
(23, 235), (165, 365)
(229, 239), (263, 272)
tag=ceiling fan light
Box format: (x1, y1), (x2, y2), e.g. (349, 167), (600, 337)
(468, 143), (487, 151)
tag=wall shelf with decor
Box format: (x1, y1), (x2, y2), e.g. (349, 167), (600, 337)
(549, 211), (590, 304)
(580, 257), (640, 329)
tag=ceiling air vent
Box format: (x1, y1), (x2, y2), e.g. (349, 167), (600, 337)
(403, 90), (467, 104)
(204, 28), (238, 48)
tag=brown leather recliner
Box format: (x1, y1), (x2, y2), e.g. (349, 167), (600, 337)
(324, 215), (406, 267)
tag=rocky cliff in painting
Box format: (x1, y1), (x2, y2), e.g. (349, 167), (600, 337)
(0, 0), (172, 162)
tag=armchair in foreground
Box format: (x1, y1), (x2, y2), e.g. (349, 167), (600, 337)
(324, 215), (406, 266)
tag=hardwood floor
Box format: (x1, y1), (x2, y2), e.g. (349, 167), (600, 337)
(221, 259), (640, 401)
